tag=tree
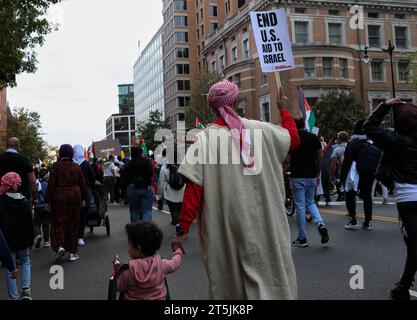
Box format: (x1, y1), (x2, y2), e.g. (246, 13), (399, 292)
(5, 107), (47, 162)
(316, 91), (367, 141)
(0, 0), (61, 88)
(136, 110), (169, 152)
(185, 70), (220, 129)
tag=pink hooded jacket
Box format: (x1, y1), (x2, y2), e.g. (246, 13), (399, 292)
(117, 249), (183, 300)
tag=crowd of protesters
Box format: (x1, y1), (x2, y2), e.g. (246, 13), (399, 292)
(0, 80), (416, 301)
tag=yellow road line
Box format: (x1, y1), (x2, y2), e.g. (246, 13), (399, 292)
(319, 208), (399, 223)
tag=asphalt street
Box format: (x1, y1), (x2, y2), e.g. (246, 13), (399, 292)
(0, 196), (415, 300)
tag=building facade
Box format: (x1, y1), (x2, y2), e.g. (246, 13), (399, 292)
(118, 84), (135, 114)
(162, 0), (199, 129)
(134, 27), (165, 124)
(105, 113), (136, 156)
(165, 0), (417, 127)
(0, 89), (7, 149)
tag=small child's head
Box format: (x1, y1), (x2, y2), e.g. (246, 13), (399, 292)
(125, 221), (163, 259)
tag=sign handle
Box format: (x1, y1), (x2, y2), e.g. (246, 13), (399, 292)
(274, 72), (282, 100)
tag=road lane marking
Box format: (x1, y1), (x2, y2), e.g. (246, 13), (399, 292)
(153, 207), (171, 215)
(319, 208), (399, 223)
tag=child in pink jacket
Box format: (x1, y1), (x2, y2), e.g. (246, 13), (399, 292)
(112, 221), (183, 300)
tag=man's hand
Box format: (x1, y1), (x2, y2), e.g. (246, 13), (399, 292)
(385, 98), (405, 106)
(277, 95), (290, 112)
(171, 234), (187, 255)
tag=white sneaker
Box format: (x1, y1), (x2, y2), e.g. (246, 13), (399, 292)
(382, 198), (389, 205)
(345, 219), (361, 230)
(44, 241), (51, 248)
(55, 247), (66, 260)
(78, 239), (85, 246)
(69, 254), (79, 262)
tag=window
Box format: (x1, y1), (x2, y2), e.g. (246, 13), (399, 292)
(329, 10), (340, 16)
(368, 12), (379, 19)
(260, 96), (271, 122)
(175, 32), (188, 42)
(261, 72), (268, 85)
(371, 60), (384, 81)
(243, 39), (249, 59)
(294, 21), (309, 43)
(225, 0), (230, 14)
(368, 25), (381, 47)
(196, 12), (199, 23)
(201, 24), (204, 36)
(174, 0), (187, 11)
(174, 16), (188, 26)
(395, 26), (408, 49)
(234, 73), (241, 88)
(175, 47), (189, 58)
(232, 47), (238, 63)
(200, 8), (203, 20)
(323, 57), (333, 77)
(339, 58), (348, 78)
(176, 64), (190, 74)
(303, 57), (316, 78)
(395, 14), (405, 20)
(398, 61), (410, 82)
(328, 23), (342, 44)
(209, 5), (217, 17)
(295, 8), (306, 14)
(238, 0), (246, 8)
(177, 80), (190, 91)
(211, 61), (216, 74)
(220, 55), (225, 73)
(210, 22), (218, 33)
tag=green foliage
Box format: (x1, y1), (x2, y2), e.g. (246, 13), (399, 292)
(316, 91), (367, 141)
(136, 110), (169, 152)
(185, 70), (220, 129)
(5, 107), (47, 162)
(0, 0), (61, 88)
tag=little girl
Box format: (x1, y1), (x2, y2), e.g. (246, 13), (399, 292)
(112, 221), (183, 300)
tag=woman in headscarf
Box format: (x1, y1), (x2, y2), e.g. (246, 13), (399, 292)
(364, 99), (417, 300)
(0, 172), (34, 300)
(73, 145), (96, 247)
(45, 145), (86, 262)
(172, 80), (300, 299)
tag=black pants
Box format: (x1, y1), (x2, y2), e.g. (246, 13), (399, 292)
(397, 202), (417, 287)
(103, 177), (115, 203)
(167, 201), (182, 225)
(345, 175), (374, 222)
(114, 177), (122, 203)
(34, 208), (50, 242)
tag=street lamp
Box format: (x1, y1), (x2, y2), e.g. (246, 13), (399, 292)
(382, 40), (396, 98)
(363, 46), (370, 64)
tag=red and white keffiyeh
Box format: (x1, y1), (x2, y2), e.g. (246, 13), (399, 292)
(207, 80), (255, 169)
(0, 172), (22, 195)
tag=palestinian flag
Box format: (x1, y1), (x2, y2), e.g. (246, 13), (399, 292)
(84, 147), (90, 161)
(196, 117), (205, 129)
(139, 136), (148, 155)
(132, 135), (137, 148)
(298, 87), (316, 132)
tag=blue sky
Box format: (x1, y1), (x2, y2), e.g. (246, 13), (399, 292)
(8, 0), (163, 147)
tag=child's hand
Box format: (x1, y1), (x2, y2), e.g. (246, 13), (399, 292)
(112, 254), (120, 265)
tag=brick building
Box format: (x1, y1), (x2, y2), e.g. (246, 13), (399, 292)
(163, 0), (417, 127)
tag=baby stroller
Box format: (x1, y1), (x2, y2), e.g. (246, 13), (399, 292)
(86, 182), (110, 236)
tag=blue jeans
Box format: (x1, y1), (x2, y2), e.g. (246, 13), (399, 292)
(5, 249), (31, 300)
(125, 184), (154, 223)
(291, 178), (325, 240)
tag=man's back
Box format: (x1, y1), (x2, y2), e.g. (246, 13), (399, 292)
(290, 131), (321, 179)
(0, 152), (33, 198)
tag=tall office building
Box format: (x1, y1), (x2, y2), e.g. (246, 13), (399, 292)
(163, 0), (417, 126)
(118, 84), (135, 114)
(162, 0), (198, 129)
(134, 27), (165, 124)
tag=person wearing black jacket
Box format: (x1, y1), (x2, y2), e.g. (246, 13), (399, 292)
(340, 120), (381, 231)
(364, 98), (417, 300)
(0, 172), (35, 300)
(0, 230), (17, 277)
(122, 147), (154, 223)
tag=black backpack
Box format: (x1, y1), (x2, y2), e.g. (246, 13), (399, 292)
(355, 140), (381, 176)
(167, 165), (185, 190)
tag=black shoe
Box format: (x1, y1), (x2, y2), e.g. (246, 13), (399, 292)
(34, 236), (42, 249)
(318, 225), (329, 244)
(292, 238), (308, 247)
(391, 282), (411, 300)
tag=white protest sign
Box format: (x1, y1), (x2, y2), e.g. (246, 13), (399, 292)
(250, 9), (294, 73)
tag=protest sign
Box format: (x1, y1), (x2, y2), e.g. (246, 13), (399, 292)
(250, 9), (294, 73)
